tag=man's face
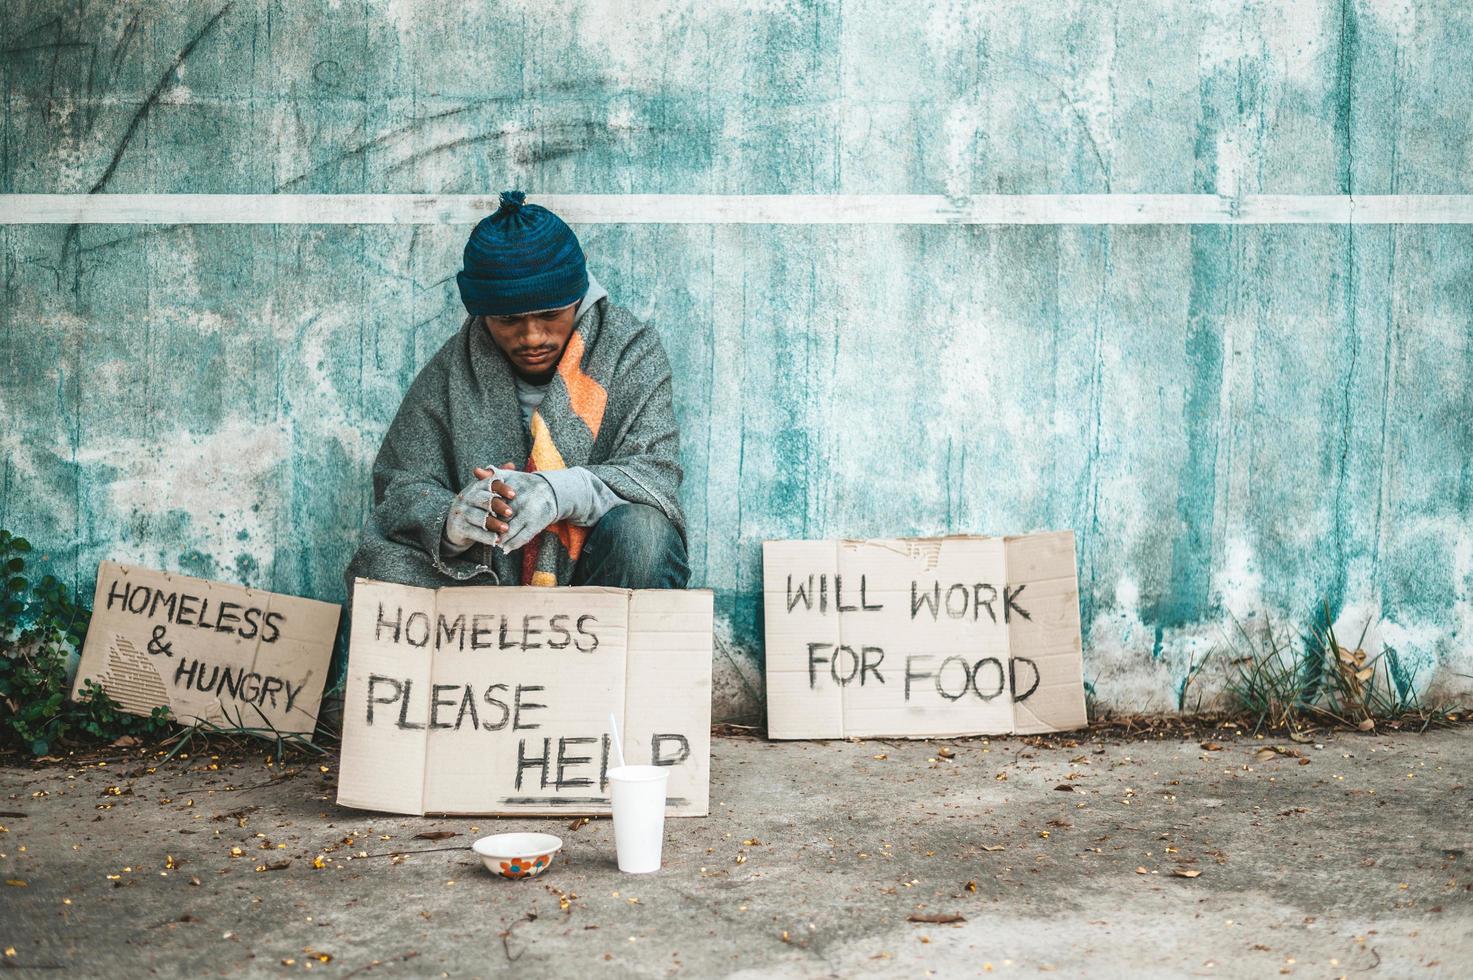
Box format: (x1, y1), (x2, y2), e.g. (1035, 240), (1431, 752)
(481, 303), (579, 381)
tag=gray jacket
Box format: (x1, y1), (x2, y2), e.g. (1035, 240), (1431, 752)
(345, 296), (685, 589)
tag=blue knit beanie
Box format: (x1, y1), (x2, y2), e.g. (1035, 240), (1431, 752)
(456, 191), (588, 316)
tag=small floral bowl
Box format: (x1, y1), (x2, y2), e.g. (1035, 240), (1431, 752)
(472, 833), (563, 880)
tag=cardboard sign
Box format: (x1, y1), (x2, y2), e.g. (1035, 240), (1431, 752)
(763, 533), (1087, 739)
(337, 579), (713, 817)
(72, 562), (341, 737)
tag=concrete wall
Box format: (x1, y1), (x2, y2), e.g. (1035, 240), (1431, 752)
(3, 1), (1471, 720)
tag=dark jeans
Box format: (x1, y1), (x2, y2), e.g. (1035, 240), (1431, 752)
(571, 503), (690, 590)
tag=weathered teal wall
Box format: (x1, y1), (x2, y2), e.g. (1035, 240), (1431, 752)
(3, 1), (1471, 718)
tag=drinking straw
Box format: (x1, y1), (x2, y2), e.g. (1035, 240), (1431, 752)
(608, 711), (627, 768)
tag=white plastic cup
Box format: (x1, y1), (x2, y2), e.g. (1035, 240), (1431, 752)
(608, 764), (669, 873)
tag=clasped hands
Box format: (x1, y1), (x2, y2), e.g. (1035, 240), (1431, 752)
(443, 462), (559, 554)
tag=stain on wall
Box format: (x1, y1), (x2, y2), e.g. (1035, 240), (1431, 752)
(3, 1), (1471, 719)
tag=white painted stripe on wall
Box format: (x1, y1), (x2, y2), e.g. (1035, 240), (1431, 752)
(3, 193), (1473, 225)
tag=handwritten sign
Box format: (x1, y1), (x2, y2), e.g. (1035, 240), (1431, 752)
(72, 562), (341, 737)
(337, 579), (713, 817)
(763, 533), (1086, 739)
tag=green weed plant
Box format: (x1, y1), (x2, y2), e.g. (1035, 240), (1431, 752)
(0, 530), (171, 755)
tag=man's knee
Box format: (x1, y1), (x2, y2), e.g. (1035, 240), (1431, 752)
(346, 535), (412, 590)
(579, 504), (689, 589)
(596, 503), (677, 548)
(344, 534), (457, 594)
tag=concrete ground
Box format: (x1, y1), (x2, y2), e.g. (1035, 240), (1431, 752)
(1, 726), (1469, 979)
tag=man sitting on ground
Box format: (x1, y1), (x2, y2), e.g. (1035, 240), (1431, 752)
(345, 191), (689, 594)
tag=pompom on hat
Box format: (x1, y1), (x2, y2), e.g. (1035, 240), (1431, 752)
(456, 191), (589, 316)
